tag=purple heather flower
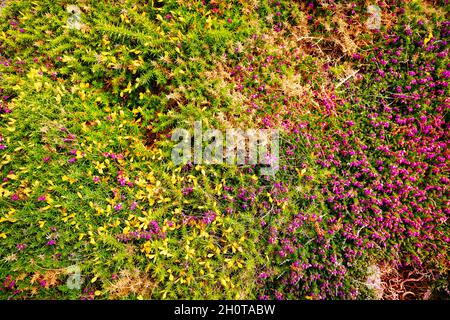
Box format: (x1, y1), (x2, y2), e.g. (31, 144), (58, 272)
(274, 291), (283, 300)
(258, 272), (268, 279)
(442, 70), (450, 79)
(117, 175), (126, 186)
(114, 203), (122, 211)
(202, 211), (217, 224)
(64, 133), (75, 142)
(8, 280), (16, 289)
(149, 220), (160, 234)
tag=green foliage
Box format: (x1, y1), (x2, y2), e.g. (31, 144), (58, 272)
(0, 0), (448, 300)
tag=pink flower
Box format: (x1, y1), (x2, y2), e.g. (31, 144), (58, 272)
(202, 211), (216, 224)
(38, 195), (46, 201)
(93, 176), (100, 183)
(258, 272), (268, 279)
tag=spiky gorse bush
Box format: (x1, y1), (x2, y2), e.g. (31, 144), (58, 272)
(0, 0), (448, 299)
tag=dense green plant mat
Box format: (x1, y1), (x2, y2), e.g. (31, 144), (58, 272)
(0, 0), (449, 299)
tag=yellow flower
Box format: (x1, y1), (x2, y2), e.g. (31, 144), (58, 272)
(424, 31), (433, 45)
